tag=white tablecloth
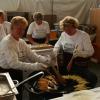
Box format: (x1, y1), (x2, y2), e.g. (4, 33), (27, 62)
(51, 87), (100, 100)
(33, 48), (53, 56)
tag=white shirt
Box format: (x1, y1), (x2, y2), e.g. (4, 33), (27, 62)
(54, 29), (94, 57)
(27, 21), (50, 38)
(0, 34), (50, 71)
(0, 21), (11, 41)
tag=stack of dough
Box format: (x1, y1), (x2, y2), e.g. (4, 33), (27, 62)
(31, 44), (53, 49)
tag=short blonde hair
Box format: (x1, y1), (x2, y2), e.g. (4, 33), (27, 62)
(11, 16), (28, 29)
(59, 16), (79, 30)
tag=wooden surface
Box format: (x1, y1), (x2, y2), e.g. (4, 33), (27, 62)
(90, 8), (100, 43)
(90, 8), (100, 62)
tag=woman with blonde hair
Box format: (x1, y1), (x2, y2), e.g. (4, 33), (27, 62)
(0, 16), (51, 100)
(53, 16), (97, 88)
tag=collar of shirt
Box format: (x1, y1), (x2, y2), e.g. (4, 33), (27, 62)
(9, 34), (19, 45)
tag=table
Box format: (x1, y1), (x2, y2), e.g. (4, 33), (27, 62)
(51, 87), (100, 100)
(27, 44), (53, 55)
(13, 96), (17, 100)
(33, 48), (53, 56)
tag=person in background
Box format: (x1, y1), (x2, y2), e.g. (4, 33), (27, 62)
(0, 16), (51, 100)
(53, 16), (97, 88)
(27, 12), (50, 44)
(0, 10), (11, 41)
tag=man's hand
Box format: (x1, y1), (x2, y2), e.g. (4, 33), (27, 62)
(45, 40), (48, 44)
(37, 63), (48, 70)
(32, 42), (39, 45)
(73, 49), (81, 58)
(73, 49), (88, 58)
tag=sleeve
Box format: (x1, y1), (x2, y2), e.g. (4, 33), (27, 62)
(54, 34), (63, 48)
(53, 34), (63, 56)
(0, 24), (6, 41)
(45, 22), (50, 34)
(27, 23), (33, 35)
(5, 47), (46, 71)
(23, 41), (51, 65)
(81, 32), (94, 57)
(6, 22), (11, 34)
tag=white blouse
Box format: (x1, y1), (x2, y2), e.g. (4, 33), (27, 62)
(27, 21), (50, 38)
(0, 35), (50, 71)
(54, 29), (94, 57)
(0, 21), (11, 41)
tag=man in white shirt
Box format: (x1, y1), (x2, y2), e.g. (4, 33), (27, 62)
(0, 16), (51, 100)
(27, 12), (50, 44)
(0, 10), (11, 41)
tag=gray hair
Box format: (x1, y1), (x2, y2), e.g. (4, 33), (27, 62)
(33, 12), (43, 21)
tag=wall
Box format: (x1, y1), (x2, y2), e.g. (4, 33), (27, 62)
(90, 8), (100, 62)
